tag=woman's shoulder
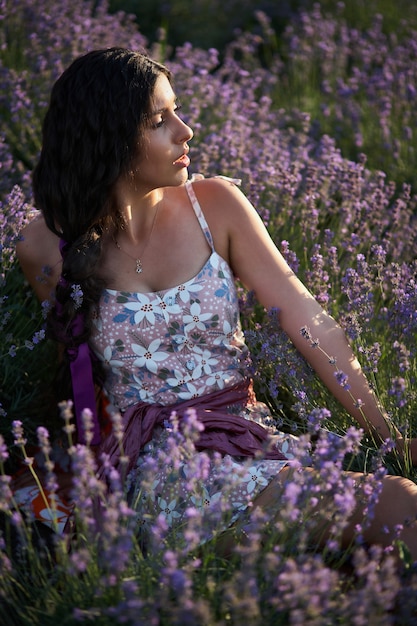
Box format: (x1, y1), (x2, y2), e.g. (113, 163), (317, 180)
(17, 212), (60, 262)
(16, 213), (61, 302)
(183, 175), (260, 263)
(189, 174), (242, 193)
(187, 174), (248, 212)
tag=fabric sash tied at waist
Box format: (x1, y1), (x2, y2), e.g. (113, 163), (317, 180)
(97, 380), (287, 478)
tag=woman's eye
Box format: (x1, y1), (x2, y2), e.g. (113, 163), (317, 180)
(151, 114), (165, 128)
(151, 104), (182, 129)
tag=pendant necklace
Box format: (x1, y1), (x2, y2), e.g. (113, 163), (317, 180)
(113, 204), (160, 274)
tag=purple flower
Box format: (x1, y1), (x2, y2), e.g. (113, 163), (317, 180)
(71, 284), (83, 309)
(334, 370), (350, 390)
(12, 420), (26, 447)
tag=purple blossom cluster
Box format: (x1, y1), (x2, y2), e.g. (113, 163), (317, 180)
(278, 4), (417, 188)
(1, 0), (417, 621)
(0, 405), (413, 623)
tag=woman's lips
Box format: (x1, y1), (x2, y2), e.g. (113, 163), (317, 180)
(173, 154), (190, 167)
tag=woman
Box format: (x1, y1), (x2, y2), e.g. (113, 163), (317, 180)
(17, 47), (417, 558)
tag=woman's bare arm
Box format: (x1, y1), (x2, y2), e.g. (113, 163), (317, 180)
(16, 215), (61, 303)
(196, 178), (414, 459)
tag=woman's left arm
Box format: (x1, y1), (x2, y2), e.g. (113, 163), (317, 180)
(202, 178), (416, 463)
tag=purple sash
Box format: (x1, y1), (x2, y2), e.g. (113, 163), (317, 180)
(97, 380), (287, 477)
(56, 239), (100, 445)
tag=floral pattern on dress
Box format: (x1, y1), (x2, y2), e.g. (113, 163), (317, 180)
(129, 433), (288, 544)
(90, 247), (247, 408)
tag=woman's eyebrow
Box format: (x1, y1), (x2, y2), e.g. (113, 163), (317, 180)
(151, 96), (179, 115)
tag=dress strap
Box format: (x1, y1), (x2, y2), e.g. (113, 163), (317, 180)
(185, 181), (215, 251)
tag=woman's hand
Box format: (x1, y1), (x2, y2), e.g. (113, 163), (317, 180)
(392, 435), (417, 467)
(405, 437), (417, 467)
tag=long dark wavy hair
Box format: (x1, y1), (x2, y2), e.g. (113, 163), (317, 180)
(32, 47), (171, 404)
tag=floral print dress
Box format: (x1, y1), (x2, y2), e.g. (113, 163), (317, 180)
(90, 180), (294, 542)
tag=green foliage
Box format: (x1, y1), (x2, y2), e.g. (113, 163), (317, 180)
(109, 0), (289, 51)
(109, 0), (417, 52)
(0, 263), (58, 444)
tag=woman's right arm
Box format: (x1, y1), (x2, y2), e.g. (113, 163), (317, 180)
(16, 215), (62, 303)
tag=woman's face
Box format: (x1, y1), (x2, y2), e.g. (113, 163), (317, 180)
(130, 73), (194, 193)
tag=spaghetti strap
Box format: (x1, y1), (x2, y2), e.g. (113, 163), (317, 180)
(185, 181), (215, 251)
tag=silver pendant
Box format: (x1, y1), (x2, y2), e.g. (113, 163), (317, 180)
(135, 259), (143, 274)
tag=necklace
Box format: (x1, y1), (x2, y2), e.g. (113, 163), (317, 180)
(113, 205), (160, 274)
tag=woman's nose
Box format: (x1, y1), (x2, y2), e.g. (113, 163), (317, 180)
(174, 117), (193, 143)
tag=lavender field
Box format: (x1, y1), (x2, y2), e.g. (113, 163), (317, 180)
(1, 0), (417, 623)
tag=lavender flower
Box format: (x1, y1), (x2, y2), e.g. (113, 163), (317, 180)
(12, 419), (27, 447)
(334, 369), (351, 390)
(70, 283), (83, 309)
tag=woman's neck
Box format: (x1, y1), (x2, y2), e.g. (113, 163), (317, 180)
(112, 183), (165, 244)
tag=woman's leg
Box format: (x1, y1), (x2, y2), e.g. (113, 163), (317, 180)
(251, 466), (417, 561)
(344, 472), (417, 560)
